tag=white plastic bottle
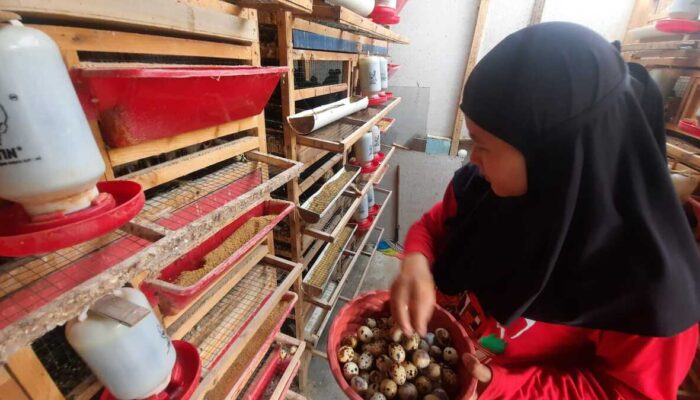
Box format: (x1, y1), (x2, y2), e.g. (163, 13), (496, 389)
(359, 56), (382, 96)
(371, 125), (381, 154)
(0, 21), (105, 217)
(66, 288), (177, 400)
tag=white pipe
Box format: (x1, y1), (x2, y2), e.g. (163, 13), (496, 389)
(325, 0), (375, 17)
(288, 96), (369, 134)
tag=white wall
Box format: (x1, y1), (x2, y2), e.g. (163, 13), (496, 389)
(389, 0), (480, 137)
(388, 0), (636, 140)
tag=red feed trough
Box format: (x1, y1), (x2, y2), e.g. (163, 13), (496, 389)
(72, 66), (288, 147)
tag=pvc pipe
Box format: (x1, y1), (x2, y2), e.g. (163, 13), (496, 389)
(287, 96), (369, 134)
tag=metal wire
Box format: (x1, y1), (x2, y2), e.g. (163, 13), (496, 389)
(293, 60), (344, 90)
(184, 264), (280, 370)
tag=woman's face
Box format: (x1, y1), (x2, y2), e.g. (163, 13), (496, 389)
(467, 118), (528, 197)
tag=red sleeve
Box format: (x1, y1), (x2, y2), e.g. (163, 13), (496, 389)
(481, 325), (699, 400)
(403, 181), (458, 264)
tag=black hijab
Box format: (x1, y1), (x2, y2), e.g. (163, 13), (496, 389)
(432, 23), (700, 337)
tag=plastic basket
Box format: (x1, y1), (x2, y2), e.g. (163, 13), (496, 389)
(327, 290), (478, 400)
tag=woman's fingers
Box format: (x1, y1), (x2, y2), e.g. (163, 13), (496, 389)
(463, 353), (493, 383)
(390, 277), (414, 335)
(410, 280), (434, 336)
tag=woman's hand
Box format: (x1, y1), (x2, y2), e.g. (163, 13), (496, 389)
(464, 353), (492, 399)
(390, 252), (436, 336)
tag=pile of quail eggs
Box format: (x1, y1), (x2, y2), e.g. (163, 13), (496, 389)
(337, 316), (461, 400)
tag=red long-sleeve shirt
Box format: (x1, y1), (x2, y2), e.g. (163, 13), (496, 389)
(404, 183), (699, 399)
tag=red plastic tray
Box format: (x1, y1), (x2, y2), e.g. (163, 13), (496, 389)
(327, 290), (478, 400)
(243, 351), (298, 400)
(212, 292), (298, 397)
(72, 66), (288, 147)
(679, 119), (700, 139)
(0, 180), (144, 257)
(141, 200), (294, 316)
(656, 18), (700, 34)
(100, 340), (201, 400)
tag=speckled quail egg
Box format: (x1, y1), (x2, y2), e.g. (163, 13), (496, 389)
(372, 328), (389, 340)
(412, 349), (431, 369)
(369, 370), (386, 384)
(402, 332), (420, 351)
(431, 388), (449, 400)
(343, 361), (360, 380)
(401, 361), (418, 380)
(442, 367), (458, 393)
(418, 339), (430, 352)
(343, 335), (359, 349)
(435, 328), (450, 347)
(376, 354), (393, 372)
(389, 363), (407, 385)
(358, 326), (374, 343)
(351, 376), (369, 393)
(366, 317), (378, 329)
(414, 376), (433, 395)
(429, 345), (443, 360)
(397, 383), (418, 400)
(380, 378), (398, 399)
(388, 343), (406, 363)
(366, 340), (388, 357)
(369, 393), (387, 400)
(425, 362), (442, 381)
(442, 347), (459, 365)
(389, 326), (403, 343)
(290, 346), (298, 355)
(366, 383), (380, 398)
(358, 352), (374, 370)
(359, 371), (370, 382)
(424, 332), (435, 345)
(338, 345), (355, 363)
(279, 348), (289, 360)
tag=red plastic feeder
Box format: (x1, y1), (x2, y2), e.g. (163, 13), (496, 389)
(141, 200), (294, 316)
(327, 290), (477, 400)
(679, 119), (700, 139)
(100, 340), (201, 400)
(368, 204), (380, 218)
(0, 181), (144, 257)
(368, 94), (387, 106)
(388, 64), (401, 78)
(353, 216), (374, 234)
(371, 3), (400, 25)
(72, 66), (288, 147)
(374, 152), (385, 163)
(656, 18), (700, 34)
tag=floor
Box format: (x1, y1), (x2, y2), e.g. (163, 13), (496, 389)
(306, 252), (401, 399)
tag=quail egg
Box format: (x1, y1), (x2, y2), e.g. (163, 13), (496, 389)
(351, 376), (369, 393)
(412, 349), (431, 369)
(359, 352), (374, 370)
(366, 318), (378, 329)
(389, 326), (403, 343)
(442, 347), (459, 365)
(431, 388), (449, 400)
(414, 376), (433, 395)
(343, 361), (360, 380)
(380, 378), (398, 399)
(397, 383), (418, 400)
(343, 335), (359, 349)
(435, 328), (450, 347)
(402, 332), (420, 351)
(429, 345), (443, 360)
(338, 345), (355, 363)
(388, 343), (406, 363)
(358, 326), (374, 343)
(376, 354), (393, 372)
(369, 393), (387, 400)
(425, 362), (441, 381)
(401, 361), (418, 380)
(389, 363), (407, 385)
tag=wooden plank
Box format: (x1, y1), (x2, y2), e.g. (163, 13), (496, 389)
(295, 83), (349, 100)
(300, 153), (343, 192)
(66, 377), (102, 400)
(0, 367), (30, 400)
(247, 150), (298, 169)
(292, 49), (358, 61)
(35, 25), (253, 61)
(166, 245), (269, 339)
(108, 117), (259, 166)
(121, 136), (260, 190)
(237, 0), (313, 14)
(668, 142), (700, 171)
(299, 146), (329, 166)
(6, 347), (63, 400)
(450, 0), (490, 156)
(0, 0), (258, 44)
(304, 195), (361, 243)
(529, 0), (546, 25)
(623, 40), (700, 51)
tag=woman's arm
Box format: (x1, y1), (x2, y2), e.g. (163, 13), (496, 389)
(392, 181), (459, 335)
(480, 326), (699, 400)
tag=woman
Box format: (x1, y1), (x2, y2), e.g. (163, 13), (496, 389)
(391, 22), (699, 399)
